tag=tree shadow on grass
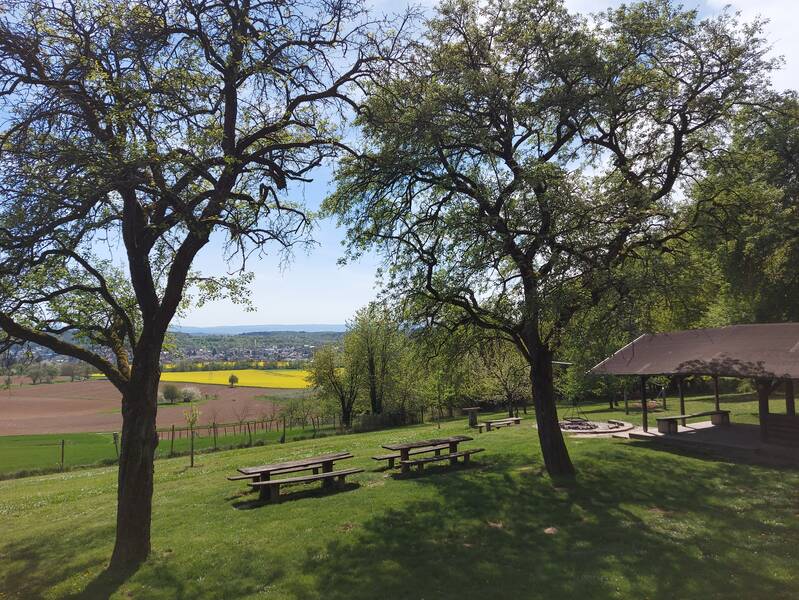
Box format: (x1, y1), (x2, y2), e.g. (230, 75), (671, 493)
(66, 563), (139, 600)
(290, 447), (799, 600)
(231, 481), (361, 510)
(1, 523), (116, 599)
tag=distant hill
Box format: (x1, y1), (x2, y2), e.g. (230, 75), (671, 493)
(170, 324), (346, 335)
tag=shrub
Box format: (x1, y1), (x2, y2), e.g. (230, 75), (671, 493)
(162, 383), (180, 404)
(180, 386), (201, 403)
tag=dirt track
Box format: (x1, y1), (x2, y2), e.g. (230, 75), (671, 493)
(0, 380), (306, 435)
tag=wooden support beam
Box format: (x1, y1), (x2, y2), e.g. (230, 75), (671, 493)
(713, 375), (720, 412)
(640, 376), (649, 433)
(756, 378), (771, 443)
(678, 377), (686, 427)
(786, 380), (796, 416)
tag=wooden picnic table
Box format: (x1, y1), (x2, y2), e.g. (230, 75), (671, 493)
(229, 451), (357, 501)
(382, 435), (473, 473)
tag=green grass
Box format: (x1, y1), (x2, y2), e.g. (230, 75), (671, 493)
(1, 415), (798, 599)
(0, 423), (338, 478)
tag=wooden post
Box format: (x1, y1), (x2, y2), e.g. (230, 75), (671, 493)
(624, 386), (629, 415)
(713, 375), (720, 412)
(112, 432), (119, 459)
(756, 378), (771, 442)
(280, 417), (286, 444)
(189, 425), (195, 468)
(246, 421), (252, 446)
(213, 423), (218, 450)
(170, 424), (175, 456)
(678, 377), (686, 427)
(640, 376), (649, 433)
(60, 439), (65, 471)
(786, 379), (796, 416)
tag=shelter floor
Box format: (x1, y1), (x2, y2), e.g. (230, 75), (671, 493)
(616, 421), (799, 466)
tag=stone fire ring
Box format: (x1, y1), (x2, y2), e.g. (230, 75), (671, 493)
(558, 418), (634, 435)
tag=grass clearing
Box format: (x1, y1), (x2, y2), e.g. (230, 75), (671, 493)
(0, 423), (339, 478)
(1, 414), (798, 599)
(159, 368), (311, 389)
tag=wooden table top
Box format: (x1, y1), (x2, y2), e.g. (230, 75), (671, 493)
(238, 451), (353, 475)
(382, 435), (473, 451)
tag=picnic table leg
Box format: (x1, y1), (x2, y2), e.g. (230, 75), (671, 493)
(322, 460), (333, 489)
(388, 457), (395, 469)
(400, 449), (411, 473)
(267, 484), (280, 502)
(449, 442), (459, 466)
(257, 473), (271, 502)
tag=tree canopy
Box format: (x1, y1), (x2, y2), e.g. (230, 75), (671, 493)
(324, 0), (774, 475)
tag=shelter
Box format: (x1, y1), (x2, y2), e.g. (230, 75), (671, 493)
(589, 323), (799, 445)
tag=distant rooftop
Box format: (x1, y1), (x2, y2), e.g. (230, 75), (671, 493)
(589, 323), (799, 379)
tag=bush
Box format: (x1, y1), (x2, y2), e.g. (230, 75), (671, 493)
(162, 383), (180, 404)
(180, 386), (201, 403)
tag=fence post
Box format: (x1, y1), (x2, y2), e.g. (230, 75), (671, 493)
(246, 421), (252, 446)
(60, 439), (65, 471)
(170, 424), (176, 456)
(213, 423), (218, 450)
(112, 432), (119, 460)
(280, 417), (286, 444)
(189, 424), (195, 468)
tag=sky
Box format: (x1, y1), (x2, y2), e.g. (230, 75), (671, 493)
(178, 0), (799, 328)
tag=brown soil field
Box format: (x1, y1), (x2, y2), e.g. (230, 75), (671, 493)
(0, 380), (308, 435)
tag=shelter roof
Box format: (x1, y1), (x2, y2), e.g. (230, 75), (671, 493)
(589, 323), (799, 379)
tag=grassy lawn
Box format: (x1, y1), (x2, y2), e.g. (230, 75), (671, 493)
(0, 424), (337, 477)
(1, 417), (798, 599)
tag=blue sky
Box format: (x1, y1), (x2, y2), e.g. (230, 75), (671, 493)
(179, 0), (799, 327)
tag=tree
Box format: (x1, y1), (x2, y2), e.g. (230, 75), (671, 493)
(228, 374), (239, 388)
(470, 335), (530, 417)
(161, 383), (180, 404)
(691, 95), (799, 323)
(307, 344), (361, 428)
(325, 0), (773, 476)
(0, 0), (407, 568)
(348, 303), (401, 415)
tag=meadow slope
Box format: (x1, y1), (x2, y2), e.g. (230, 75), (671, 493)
(1, 417), (798, 599)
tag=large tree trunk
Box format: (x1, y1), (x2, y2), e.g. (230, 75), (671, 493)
(529, 347), (575, 477)
(109, 363), (160, 569)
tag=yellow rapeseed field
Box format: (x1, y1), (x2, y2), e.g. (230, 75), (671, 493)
(159, 368), (311, 389)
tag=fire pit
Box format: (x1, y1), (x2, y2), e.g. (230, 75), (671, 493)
(558, 417), (633, 435)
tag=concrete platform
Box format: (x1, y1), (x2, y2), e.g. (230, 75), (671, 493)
(614, 421), (799, 466)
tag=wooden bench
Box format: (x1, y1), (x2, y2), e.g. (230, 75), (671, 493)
(656, 410), (731, 434)
(229, 451), (356, 501)
(478, 417), (522, 433)
(400, 448), (485, 472)
(372, 444), (449, 468)
(250, 467), (364, 502)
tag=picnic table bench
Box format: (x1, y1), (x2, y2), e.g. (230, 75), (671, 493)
(228, 451), (362, 502)
(656, 410), (731, 434)
(381, 435), (483, 473)
(372, 443), (450, 469)
(478, 416), (522, 433)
